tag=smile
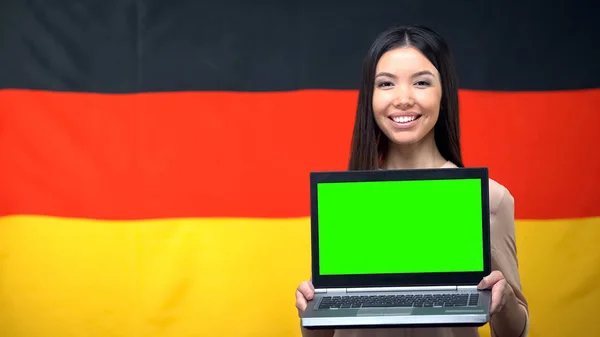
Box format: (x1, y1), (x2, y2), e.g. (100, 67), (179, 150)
(388, 114), (422, 128)
(390, 115), (420, 123)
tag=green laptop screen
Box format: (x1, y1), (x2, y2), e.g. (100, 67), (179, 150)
(316, 178), (484, 275)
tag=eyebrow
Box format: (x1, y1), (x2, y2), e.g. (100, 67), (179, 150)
(375, 70), (436, 79)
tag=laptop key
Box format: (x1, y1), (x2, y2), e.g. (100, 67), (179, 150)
(468, 293), (479, 306)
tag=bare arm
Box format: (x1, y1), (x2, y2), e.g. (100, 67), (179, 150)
(488, 187), (529, 337)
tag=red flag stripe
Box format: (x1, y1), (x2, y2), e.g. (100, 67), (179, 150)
(0, 89), (598, 220)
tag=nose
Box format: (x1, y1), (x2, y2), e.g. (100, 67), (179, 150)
(392, 86), (414, 109)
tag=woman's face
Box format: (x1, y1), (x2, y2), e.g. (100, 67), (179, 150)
(372, 46), (442, 146)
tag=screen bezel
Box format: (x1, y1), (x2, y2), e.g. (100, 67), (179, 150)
(309, 167), (491, 288)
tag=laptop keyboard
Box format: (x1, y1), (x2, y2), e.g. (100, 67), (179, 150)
(318, 293), (479, 309)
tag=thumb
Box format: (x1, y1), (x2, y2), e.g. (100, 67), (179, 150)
(478, 271), (503, 289)
(298, 282), (314, 300)
(477, 276), (488, 289)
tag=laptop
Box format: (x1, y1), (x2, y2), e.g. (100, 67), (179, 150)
(301, 167), (492, 330)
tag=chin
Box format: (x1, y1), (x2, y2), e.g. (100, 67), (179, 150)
(388, 135), (424, 146)
(380, 127), (433, 147)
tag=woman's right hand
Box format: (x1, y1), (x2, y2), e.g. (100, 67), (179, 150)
(296, 280), (315, 317)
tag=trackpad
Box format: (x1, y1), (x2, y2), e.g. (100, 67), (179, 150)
(357, 308), (413, 316)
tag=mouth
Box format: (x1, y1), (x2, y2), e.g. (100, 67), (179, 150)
(388, 114), (422, 125)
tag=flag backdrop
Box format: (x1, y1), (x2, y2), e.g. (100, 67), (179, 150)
(0, 1), (599, 337)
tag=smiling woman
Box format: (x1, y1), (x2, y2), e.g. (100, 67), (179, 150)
(296, 25), (529, 337)
(348, 25), (462, 172)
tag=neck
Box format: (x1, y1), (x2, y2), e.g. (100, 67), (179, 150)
(381, 132), (447, 170)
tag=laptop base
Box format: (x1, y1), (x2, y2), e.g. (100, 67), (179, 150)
(302, 311), (489, 330)
(301, 289), (491, 330)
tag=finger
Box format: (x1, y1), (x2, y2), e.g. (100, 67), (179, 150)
(296, 289), (308, 313)
(490, 280), (506, 315)
(298, 282), (315, 300)
(478, 270), (504, 289)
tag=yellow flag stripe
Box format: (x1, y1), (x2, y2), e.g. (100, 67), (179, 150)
(1, 215), (598, 337)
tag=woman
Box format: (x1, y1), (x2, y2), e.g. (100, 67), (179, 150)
(295, 25), (529, 337)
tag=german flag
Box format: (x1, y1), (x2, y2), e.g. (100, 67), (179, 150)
(0, 2), (598, 337)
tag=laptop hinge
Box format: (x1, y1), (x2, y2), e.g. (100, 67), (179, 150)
(457, 285), (478, 291)
(347, 286), (457, 293)
(313, 288), (347, 294)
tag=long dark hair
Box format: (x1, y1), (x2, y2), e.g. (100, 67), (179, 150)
(348, 25), (463, 170)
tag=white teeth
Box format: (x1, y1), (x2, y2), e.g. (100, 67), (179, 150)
(392, 116), (417, 123)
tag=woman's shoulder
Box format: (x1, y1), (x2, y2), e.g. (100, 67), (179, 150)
(488, 178), (513, 216)
(487, 178), (518, 258)
(442, 160), (513, 215)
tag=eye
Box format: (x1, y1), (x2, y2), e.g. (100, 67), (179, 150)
(376, 81), (394, 88)
(415, 80), (431, 87)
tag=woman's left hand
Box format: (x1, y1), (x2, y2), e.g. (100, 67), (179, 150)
(477, 270), (516, 316)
